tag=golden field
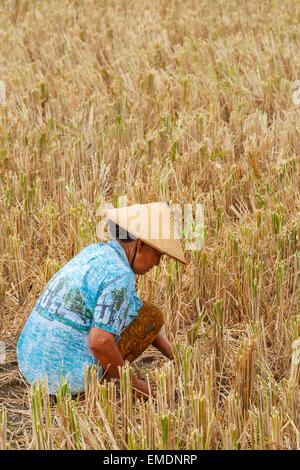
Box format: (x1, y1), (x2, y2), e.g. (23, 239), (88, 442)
(0, 0), (299, 449)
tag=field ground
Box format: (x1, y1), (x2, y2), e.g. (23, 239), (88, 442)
(0, 0), (299, 449)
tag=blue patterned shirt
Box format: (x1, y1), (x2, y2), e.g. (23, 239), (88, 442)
(17, 240), (143, 394)
(34, 239), (142, 339)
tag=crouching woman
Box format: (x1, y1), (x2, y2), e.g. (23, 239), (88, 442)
(17, 202), (187, 399)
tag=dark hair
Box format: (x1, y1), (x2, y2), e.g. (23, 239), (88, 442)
(108, 220), (137, 243)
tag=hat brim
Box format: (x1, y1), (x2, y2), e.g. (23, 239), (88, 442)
(103, 203), (189, 266)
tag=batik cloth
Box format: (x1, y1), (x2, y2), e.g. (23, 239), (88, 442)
(118, 301), (164, 362)
(17, 239), (142, 395)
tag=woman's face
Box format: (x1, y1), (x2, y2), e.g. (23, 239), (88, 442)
(131, 240), (163, 275)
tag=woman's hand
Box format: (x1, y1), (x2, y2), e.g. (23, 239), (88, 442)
(132, 376), (155, 401)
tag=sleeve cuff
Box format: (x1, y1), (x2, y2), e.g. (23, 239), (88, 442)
(91, 322), (121, 339)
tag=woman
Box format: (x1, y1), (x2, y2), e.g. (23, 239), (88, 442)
(17, 202), (187, 399)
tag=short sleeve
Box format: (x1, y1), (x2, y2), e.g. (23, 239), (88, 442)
(92, 273), (134, 340)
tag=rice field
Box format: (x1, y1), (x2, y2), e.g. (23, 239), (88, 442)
(0, 0), (299, 450)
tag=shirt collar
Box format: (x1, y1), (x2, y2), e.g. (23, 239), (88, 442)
(106, 239), (132, 271)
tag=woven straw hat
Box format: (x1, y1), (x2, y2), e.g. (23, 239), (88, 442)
(103, 202), (188, 265)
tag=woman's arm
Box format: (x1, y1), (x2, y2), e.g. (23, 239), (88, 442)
(89, 328), (125, 379)
(89, 327), (153, 399)
(152, 331), (174, 360)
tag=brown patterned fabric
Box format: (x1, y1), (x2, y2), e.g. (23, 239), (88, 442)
(117, 301), (164, 362)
